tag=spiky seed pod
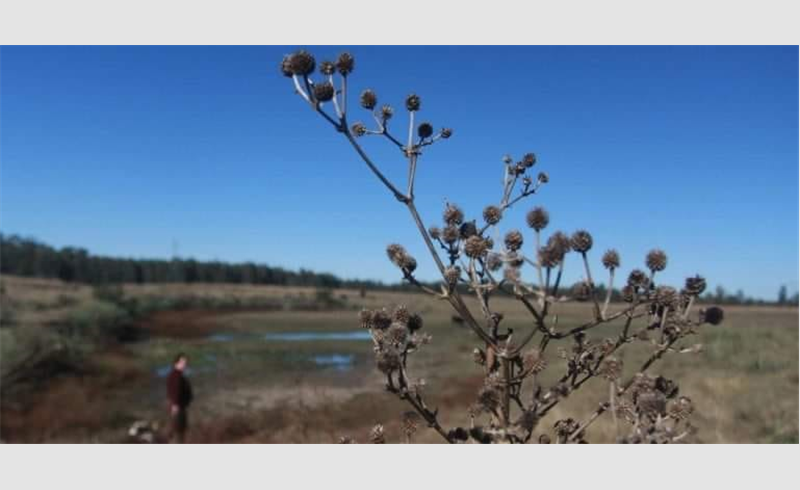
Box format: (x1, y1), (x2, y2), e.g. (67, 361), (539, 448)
(483, 205), (502, 225)
(570, 230), (593, 253)
(621, 284), (636, 302)
(547, 231), (572, 256)
(280, 55), (294, 77)
(655, 376), (679, 398)
(600, 357), (623, 381)
(526, 206), (549, 231)
(668, 396), (694, 421)
(442, 225), (460, 244)
(537, 171), (549, 184)
(386, 244), (408, 267)
(399, 255), (417, 273)
(289, 50), (316, 76)
(685, 275), (707, 296)
(428, 226), (441, 240)
(441, 128), (453, 139)
(443, 203), (464, 226)
(375, 349), (401, 374)
(477, 386), (501, 413)
(701, 306), (724, 325)
(464, 236), (488, 259)
(313, 81), (335, 102)
(538, 246), (560, 268)
(521, 152), (537, 167)
(627, 269), (650, 289)
(417, 122), (434, 139)
(646, 249), (668, 272)
(335, 52), (354, 75)
(360, 89), (377, 110)
(444, 266), (461, 285)
(359, 309), (373, 329)
(371, 309), (392, 330)
(486, 253), (503, 272)
(319, 60), (335, 76)
(523, 348), (547, 374)
(654, 286), (679, 309)
(637, 391), (667, 417)
(369, 424), (386, 444)
(602, 249), (620, 270)
(459, 220), (477, 239)
(485, 237), (494, 249)
(351, 122), (367, 137)
(380, 104), (393, 120)
(472, 348), (486, 366)
(407, 313), (423, 332)
(387, 322), (409, 345)
(392, 305), (410, 325)
(504, 230), (524, 251)
(572, 281), (591, 301)
(405, 93), (421, 112)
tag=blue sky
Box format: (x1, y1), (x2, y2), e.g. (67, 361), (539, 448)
(1, 46), (797, 299)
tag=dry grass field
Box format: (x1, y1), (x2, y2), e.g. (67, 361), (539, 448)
(1, 275), (797, 443)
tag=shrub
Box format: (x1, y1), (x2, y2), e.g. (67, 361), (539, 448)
(282, 49), (725, 444)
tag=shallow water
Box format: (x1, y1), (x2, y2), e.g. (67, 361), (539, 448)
(312, 354), (355, 371)
(263, 331), (371, 342)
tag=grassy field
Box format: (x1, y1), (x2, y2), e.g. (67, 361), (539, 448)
(0, 275), (797, 443)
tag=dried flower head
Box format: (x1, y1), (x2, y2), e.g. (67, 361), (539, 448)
(602, 249), (620, 270)
(405, 93), (421, 111)
(380, 104), (394, 121)
(600, 357), (623, 381)
(570, 230), (593, 253)
(444, 266), (461, 285)
(646, 249), (668, 273)
(459, 220), (478, 239)
(443, 203), (464, 226)
(335, 52), (354, 75)
(627, 269), (650, 289)
(428, 226), (441, 240)
(701, 306), (725, 325)
(483, 205), (502, 225)
(288, 50), (316, 76)
(486, 253), (503, 271)
(537, 171), (549, 184)
(621, 284), (636, 302)
(522, 152), (537, 168)
(387, 322), (409, 345)
(386, 244), (416, 273)
(654, 286), (679, 309)
(313, 81), (335, 102)
(442, 225), (460, 244)
(402, 411), (421, 437)
(417, 122), (434, 139)
(280, 55), (294, 77)
(392, 305), (410, 325)
(351, 122), (367, 137)
(375, 349), (401, 374)
(441, 128), (453, 139)
(360, 89), (377, 110)
(407, 313), (423, 332)
(685, 275), (707, 296)
(464, 235), (489, 259)
(526, 207), (549, 231)
(504, 230), (524, 251)
(319, 60), (335, 76)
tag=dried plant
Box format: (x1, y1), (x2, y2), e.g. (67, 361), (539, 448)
(281, 49), (725, 444)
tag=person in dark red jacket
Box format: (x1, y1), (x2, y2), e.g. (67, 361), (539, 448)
(166, 353), (193, 443)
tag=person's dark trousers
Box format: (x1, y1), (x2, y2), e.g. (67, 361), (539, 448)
(170, 408), (188, 443)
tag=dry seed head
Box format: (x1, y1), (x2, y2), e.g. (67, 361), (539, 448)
(386, 244), (408, 267)
(547, 231), (572, 257)
(360, 89), (377, 110)
(477, 385), (501, 413)
(407, 313), (423, 332)
(392, 305), (410, 325)
(482, 205), (502, 225)
(442, 225), (459, 244)
(602, 249), (620, 270)
(402, 411), (421, 436)
(444, 266), (461, 285)
(459, 220), (478, 239)
(526, 206), (549, 231)
(335, 52), (354, 75)
(371, 309), (392, 330)
(280, 55), (294, 77)
(313, 81), (335, 102)
(359, 309), (373, 329)
(701, 306), (725, 325)
(369, 423), (386, 444)
(486, 253), (503, 272)
(319, 60), (335, 76)
(637, 391), (668, 417)
(646, 249), (668, 273)
(685, 275), (707, 296)
(654, 286), (679, 309)
(464, 235), (489, 259)
(621, 284), (636, 302)
(441, 128), (453, 139)
(504, 230), (524, 251)
(288, 50), (315, 76)
(405, 93), (421, 111)
(428, 226), (441, 240)
(375, 349), (401, 374)
(387, 322), (409, 345)
(668, 396), (694, 421)
(417, 122), (434, 139)
(627, 269), (650, 289)
(351, 122), (367, 137)
(443, 203), (464, 226)
(537, 171), (549, 184)
(538, 246), (560, 268)
(522, 152), (537, 167)
(600, 357), (623, 381)
(570, 230), (593, 253)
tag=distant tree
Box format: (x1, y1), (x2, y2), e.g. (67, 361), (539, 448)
(778, 285), (788, 305)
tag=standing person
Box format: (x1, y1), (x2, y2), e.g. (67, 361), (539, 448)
(166, 353), (193, 443)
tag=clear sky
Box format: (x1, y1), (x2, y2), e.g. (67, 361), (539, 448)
(1, 46), (797, 299)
